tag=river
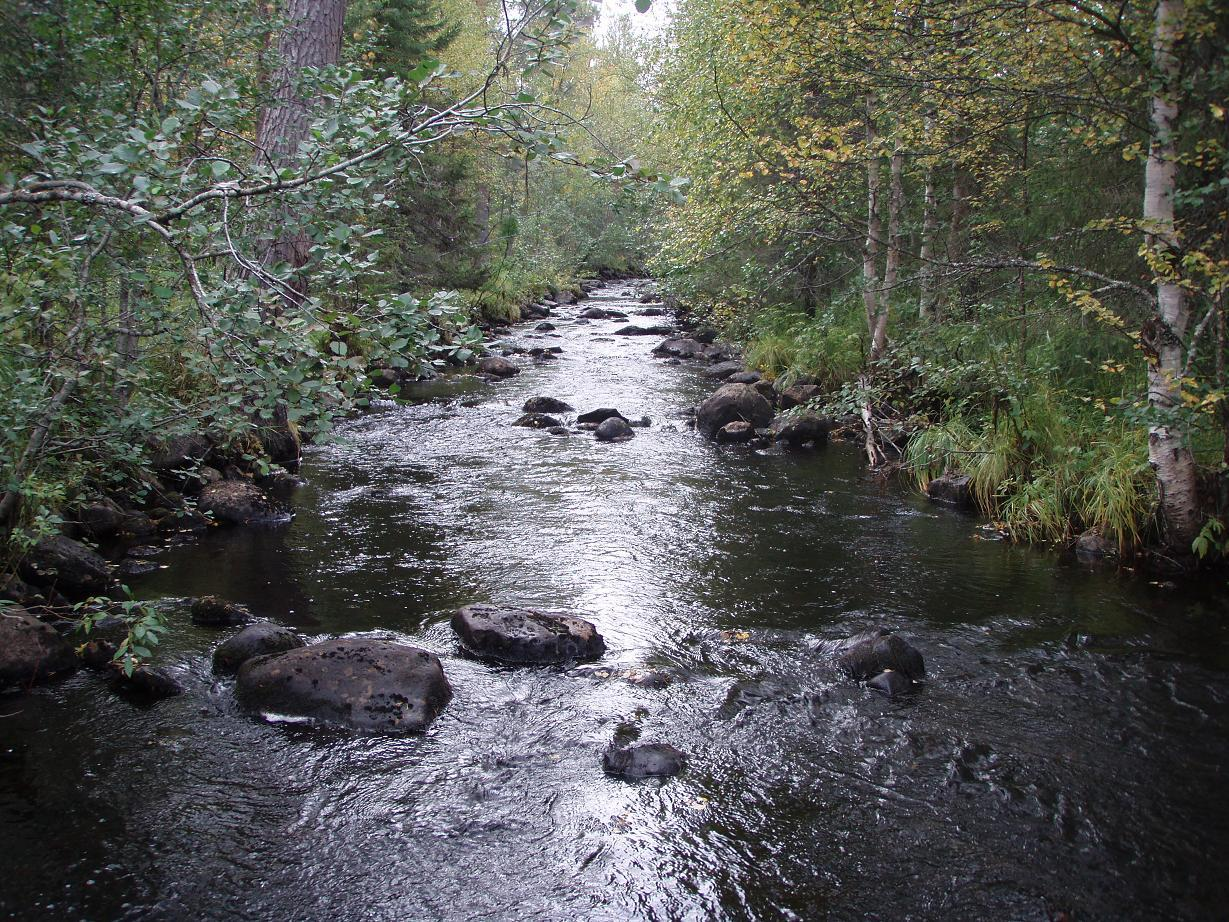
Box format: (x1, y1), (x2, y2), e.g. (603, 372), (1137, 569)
(2, 281), (1227, 920)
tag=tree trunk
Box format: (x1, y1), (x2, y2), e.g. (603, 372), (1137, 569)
(919, 145), (938, 321)
(876, 145), (904, 355)
(1143, 0), (1201, 552)
(862, 99), (884, 362)
(257, 0), (348, 283)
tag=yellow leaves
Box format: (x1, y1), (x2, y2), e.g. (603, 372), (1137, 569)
(1100, 361), (1128, 374)
(1212, 103), (1226, 121)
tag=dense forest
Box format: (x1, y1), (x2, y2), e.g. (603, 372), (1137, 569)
(1, 0), (1228, 627)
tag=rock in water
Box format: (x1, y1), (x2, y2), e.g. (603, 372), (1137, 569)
(236, 638), (452, 733)
(602, 742), (687, 780)
(513, 413), (564, 429)
(523, 396), (574, 414)
(716, 421), (754, 443)
(191, 596), (254, 626)
(652, 337), (705, 359)
(198, 480), (283, 526)
(478, 356), (520, 378)
(704, 361), (745, 380)
(769, 412), (834, 446)
(19, 535), (111, 600)
(779, 383), (824, 410)
(110, 665), (184, 701)
(696, 383), (774, 436)
(0, 608), (79, 689)
(837, 631), (925, 681)
(926, 472), (973, 508)
(451, 604), (605, 665)
(213, 623), (305, 674)
(595, 417), (635, 441)
(576, 407), (628, 425)
(867, 670), (914, 698)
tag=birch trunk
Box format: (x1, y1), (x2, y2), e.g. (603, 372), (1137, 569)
(862, 100), (883, 362)
(875, 145), (904, 358)
(1143, 0), (1201, 552)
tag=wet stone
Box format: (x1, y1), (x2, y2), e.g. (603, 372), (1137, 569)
(451, 604), (605, 665)
(602, 742), (687, 780)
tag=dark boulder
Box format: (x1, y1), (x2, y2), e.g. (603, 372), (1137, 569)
(118, 558), (160, 579)
(548, 426), (570, 436)
(0, 573), (45, 606)
(779, 383), (825, 411)
(554, 291), (577, 305)
(522, 395), (574, 414)
(514, 413), (564, 429)
(637, 307), (667, 317)
(236, 638), (452, 733)
(702, 342), (741, 363)
(727, 371), (762, 385)
(752, 379), (777, 406)
(110, 665), (184, 701)
(198, 480), (283, 526)
(535, 321), (556, 331)
(693, 326), (720, 345)
(595, 417), (635, 441)
(478, 356), (520, 378)
(1075, 530), (1117, 559)
(705, 361), (745, 380)
(577, 407), (628, 425)
(0, 608), (79, 689)
(213, 622), (305, 674)
(837, 630), (925, 681)
(19, 535), (111, 600)
(716, 421), (754, 444)
(696, 383), (774, 436)
(769, 412), (834, 446)
(579, 306), (612, 320)
(602, 742), (687, 780)
(72, 499), (126, 540)
(652, 337), (706, 359)
(191, 596), (254, 627)
(614, 324), (674, 336)
(867, 670), (915, 698)
(80, 639), (118, 669)
(259, 426), (301, 467)
(151, 433), (213, 476)
(451, 604), (605, 665)
(926, 472), (974, 508)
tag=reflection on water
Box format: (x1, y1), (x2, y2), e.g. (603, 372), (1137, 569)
(2, 283), (1228, 920)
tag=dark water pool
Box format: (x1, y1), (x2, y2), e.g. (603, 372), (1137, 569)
(2, 282), (1228, 921)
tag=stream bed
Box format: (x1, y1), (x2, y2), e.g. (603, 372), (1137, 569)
(2, 282), (1228, 920)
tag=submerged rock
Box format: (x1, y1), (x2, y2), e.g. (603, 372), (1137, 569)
(867, 670), (914, 698)
(523, 396), (574, 414)
(191, 596), (254, 627)
(696, 383), (774, 436)
(451, 604), (605, 665)
(478, 356), (520, 378)
(19, 534), (111, 600)
(1075, 530), (1117, 559)
(614, 324), (674, 336)
(110, 665), (184, 701)
(595, 417), (635, 441)
(602, 742), (687, 780)
(652, 337), (706, 359)
(837, 630), (925, 681)
(236, 638), (452, 733)
(0, 608), (79, 689)
(213, 622), (305, 674)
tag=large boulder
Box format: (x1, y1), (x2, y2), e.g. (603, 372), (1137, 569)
(702, 342), (741, 363)
(213, 622), (305, 674)
(602, 742), (687, 780)
(652, 337), (706, 359)
(595, 417), (635, 442)
(236, 638), (452, 733)
(451, 604), (605, 665)
(579, 306), (613, 320)
(0, 608), (79, 689)
(926, 472), (974, 508)
(769, 411), (834, 446)
(523, 396), (574, 414)
(836, 630), (925, 681)
(197, 480), (283, 526)
(109, 665), (184, 701)
(704, 361), (745, 380)
(727, 371), (762, 384)
(715, 421), (754, 444)
(258, 425), (301, 468)
(779, 383), (825, 411)
(19, 534), (111, 600)
(696, 383), (774, 437)
(71, 499), (126, 540)
(151, 433), (213, 476)
(478, 356), (520, 378)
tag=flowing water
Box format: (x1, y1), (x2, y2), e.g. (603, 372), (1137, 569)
(2, 282), (1228, 921)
